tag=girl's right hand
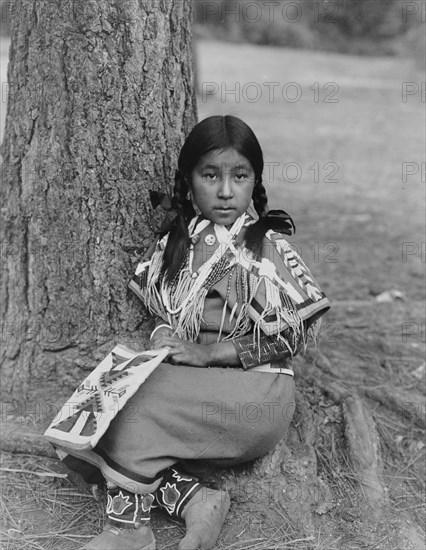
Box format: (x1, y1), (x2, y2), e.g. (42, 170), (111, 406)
(149, 326), (174, 350)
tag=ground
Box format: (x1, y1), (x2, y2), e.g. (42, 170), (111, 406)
(1, 39), (425, 549)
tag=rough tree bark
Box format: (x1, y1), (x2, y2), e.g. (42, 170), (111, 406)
(0, 0), (197, 401)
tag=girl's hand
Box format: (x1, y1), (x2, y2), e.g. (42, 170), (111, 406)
(153, 335), (210, 368)
(149, 326), (174, 350)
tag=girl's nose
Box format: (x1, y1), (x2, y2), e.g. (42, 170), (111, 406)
(218, 176), (233, 198)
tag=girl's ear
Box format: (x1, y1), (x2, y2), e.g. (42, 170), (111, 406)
(188, 188), (201, 216)
(247, 201), (258, 220)
(187, 181), (201, 216)
(186, 177), (192, 195)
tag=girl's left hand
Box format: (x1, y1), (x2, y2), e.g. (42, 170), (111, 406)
(153, 335), (209, 368)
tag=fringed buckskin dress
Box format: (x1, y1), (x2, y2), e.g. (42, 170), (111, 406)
(59, 212), (330, 494)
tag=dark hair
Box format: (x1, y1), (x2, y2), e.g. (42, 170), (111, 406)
(161, 115), (288, 282)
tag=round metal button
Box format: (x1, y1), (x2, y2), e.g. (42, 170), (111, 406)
(204, 234), (216, 246)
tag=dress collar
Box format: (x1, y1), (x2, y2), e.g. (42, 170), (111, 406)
(188, 212), (254, 243)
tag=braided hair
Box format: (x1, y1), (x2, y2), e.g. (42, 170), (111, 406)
(161, 115), (294, 282)
(161, 169), (195, 281)
(244, 176), (269, 258)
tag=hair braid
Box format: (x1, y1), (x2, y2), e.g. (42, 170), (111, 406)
(252, 177), (268, 218)
(161, 169), (194, 282)
(243, 177), (270, 259)
(245, 177), (295, 259)
(171, 169), (188, 215)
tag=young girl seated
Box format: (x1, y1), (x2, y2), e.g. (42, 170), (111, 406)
(60, 115), (330, 549)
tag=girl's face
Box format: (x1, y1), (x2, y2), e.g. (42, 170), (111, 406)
(190, 148), (255, 226)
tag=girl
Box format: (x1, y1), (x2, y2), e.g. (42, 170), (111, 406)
(61, 115), (330, 549)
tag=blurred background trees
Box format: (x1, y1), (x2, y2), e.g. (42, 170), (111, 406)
(193, 0), (423, 56)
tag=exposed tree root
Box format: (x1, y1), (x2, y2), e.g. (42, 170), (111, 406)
(0, 421), (56, 458)
(341, 393), (387, 511)
(362, 386), (425, 428)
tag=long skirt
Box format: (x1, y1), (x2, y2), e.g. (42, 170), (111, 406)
(61, 362), (295, 494)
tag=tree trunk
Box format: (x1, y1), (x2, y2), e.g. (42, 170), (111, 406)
(0, 0), (197, 401)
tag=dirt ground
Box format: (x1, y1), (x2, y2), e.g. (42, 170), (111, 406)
(1, 40), (425, 549)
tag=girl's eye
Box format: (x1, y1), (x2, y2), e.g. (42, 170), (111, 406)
(203, 173), (217, 180)
(235, 173), (248, 181)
